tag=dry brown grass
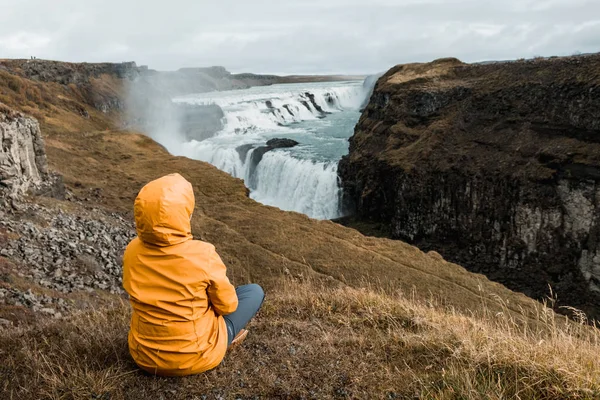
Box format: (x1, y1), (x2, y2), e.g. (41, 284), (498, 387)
(1, 277), (599, 399)
(41, 129), (552, 327)
(0, 70), (53, 111)
(0, 69), (118, 138)
(385, 58), (465, 87)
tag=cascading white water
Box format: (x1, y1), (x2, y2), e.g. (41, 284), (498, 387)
(176, 81), (366, 220)
(250, 152), (341, 220)
(182, 138), (344, 220)
(176, 85), (363, 135)
(188, 141), (245, 177)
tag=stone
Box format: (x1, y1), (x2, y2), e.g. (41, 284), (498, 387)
(0, 117), (136, 317)
(0, 104), (48, 196)
(265, 138), (299, 149)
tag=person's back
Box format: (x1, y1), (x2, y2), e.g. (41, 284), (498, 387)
(123, 173), (263, 376)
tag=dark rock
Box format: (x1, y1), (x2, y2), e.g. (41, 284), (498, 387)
(339, 55), (600, 320)
(305, 92), (327, 114)
(283, 105), (295, 116)
(266, 138), (299, 149)
(299, 100), (312, 112)
(239, 139), (301, 189)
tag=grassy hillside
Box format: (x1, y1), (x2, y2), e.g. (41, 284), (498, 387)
(3, 277), (599, 399)
(0, 61), (599, 399)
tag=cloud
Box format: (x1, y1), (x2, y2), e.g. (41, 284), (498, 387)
(0, 31), (50, 51)
(0, 0), (598, 74)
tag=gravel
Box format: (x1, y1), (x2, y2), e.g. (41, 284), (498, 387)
(0, 194), (136, 319)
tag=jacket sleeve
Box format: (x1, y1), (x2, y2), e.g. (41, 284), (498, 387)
(207, 247), (238, 316)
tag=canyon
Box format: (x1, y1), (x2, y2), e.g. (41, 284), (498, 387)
(1, 57), (599, 398)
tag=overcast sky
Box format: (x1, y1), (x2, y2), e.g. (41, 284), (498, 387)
(1, 0), (599, 74)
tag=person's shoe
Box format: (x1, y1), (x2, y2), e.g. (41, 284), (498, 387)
(228, 329), (248, 350)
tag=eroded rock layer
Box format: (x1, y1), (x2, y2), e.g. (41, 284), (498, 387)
(339, 55), (600, 318)
(0, 104), (47, 195)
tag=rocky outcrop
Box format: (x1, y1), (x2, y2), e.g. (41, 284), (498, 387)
(339, 55), (600, 319)
(266, 138), (300, 149)
(250, 138), (299, 165)
(0, 104), (48, 195)
(236, 138), (300, 164)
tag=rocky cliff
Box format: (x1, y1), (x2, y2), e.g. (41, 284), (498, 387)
(0, 103), (48, 195)
(339, 55), (600, 319)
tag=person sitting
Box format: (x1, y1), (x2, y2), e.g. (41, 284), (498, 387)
(122, 173), (264, 376)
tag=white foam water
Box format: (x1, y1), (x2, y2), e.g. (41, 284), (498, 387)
(175, 81), (367, 220)
(250, 152), (342, 220)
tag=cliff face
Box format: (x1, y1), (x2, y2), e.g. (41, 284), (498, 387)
(0, 103), (48, 195)
(339, 55), (600, 318)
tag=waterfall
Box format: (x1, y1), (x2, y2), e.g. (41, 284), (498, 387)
(176, 81), (366, 220)
(250, 152), (341, 220)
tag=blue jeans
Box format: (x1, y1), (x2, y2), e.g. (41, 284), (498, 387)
(224, 284), (265, 346)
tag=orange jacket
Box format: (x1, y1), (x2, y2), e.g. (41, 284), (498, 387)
(123, 173), (238, 376)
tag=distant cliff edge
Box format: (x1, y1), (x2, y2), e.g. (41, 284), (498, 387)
(0, 59), (362, 98)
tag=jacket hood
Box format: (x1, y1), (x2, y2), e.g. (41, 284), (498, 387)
(134, 173), (195, 247)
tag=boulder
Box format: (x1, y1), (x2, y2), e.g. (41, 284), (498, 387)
(266, 138), (299, 149)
